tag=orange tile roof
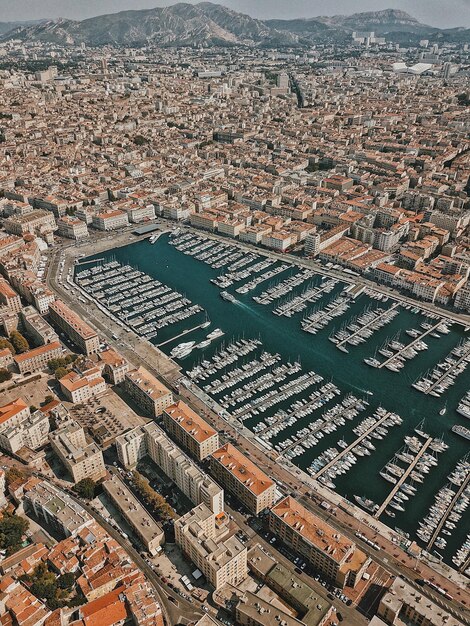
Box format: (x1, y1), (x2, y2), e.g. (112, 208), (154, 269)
(212, 443), (274, 496)
(80, 587), (127, 626)
(271, 497), (353, 565)
(13, 341), (62, 363)
(164, 401), (217, 443)
(0, 398), (28, 426)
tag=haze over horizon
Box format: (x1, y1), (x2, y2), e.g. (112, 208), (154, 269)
(0, 0), (468, 29)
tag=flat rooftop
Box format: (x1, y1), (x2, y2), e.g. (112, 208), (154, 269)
(102, 476), (163, 545)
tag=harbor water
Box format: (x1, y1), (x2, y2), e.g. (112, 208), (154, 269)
(77, 232), (470, 567)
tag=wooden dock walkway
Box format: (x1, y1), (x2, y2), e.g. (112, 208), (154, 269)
(311, 411), (393, 480)
(426, 470), (470, 551)
(335, 303), (398, 349)
(374, 436), (433, 518)
(377, 321), (441, 369)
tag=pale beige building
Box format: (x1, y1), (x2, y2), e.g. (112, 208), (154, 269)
(377, 577), (462, 626)
(59, 367), (107, 403)
(49, 299), (100, 355)
(116, 423), (224, 515)
(175, 503), (247, 589)
(49, 420), (106, 483)
(102, 476), (164, 555)
(163, 401), (219, 461)
(210, 443), (276, 514)
(123, 367), (173, 418)
(13, 341), (63, 375)
(269, 497), (370, 589)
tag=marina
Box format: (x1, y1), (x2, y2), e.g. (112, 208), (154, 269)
(76, 231), (470, 567)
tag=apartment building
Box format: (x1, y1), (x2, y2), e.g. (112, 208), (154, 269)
(98, 347), (130, 384)
(377, 578), (461, 626)
(0, 347), (14, 369)
(92, 209), (129, 231)
(190, 212), (218, 231)
(123, 367), (173, 418)
(20, 306), (58, 345)
(49, 420), (106, 483)
(175, 503), (247, 589)
(261, 230), (292, 252)
(116, 426), (147, 468)
(13, 341), (62, 375)
(163, 400), (219, 461)
(59, 367), (107, 403)
(269, 497), (369, 589)
(116, 423), (224, 514)
(57, 216), (89, 240)
(3, 209), (56, 236)
(210, 443), (276, 514)
(102, 476), (164, 555)
(0, 279), (22, 313)
(0, 401), (50, 454)
(48, 299), (100, 355)
(124, 203), (156, 223)
(23, 478), (93, 538)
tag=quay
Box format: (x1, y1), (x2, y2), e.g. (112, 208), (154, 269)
(156, 321), (209, 347)
(424, 343), (470, 394)
(76, 257), (105, 265)
(311, 411), (393, 480)
(335, 303), (399, 349)
(374, 437), (434, 518)
(426, 470), (470, 551)
(377, 321), (442, 369)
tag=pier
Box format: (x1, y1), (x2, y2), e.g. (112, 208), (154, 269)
(156, 321), (209, 347)
(311, 411), (394, 480)
(426, 471), (470, 551)
(377, 321), (442, 369)
(424, 344), (470, 394)
(275, 279), (336, 317)
(374, 436), (434, 518)
(335, 303), (399, 349)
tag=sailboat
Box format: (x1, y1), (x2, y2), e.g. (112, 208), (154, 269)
(439, 402), (447, 416)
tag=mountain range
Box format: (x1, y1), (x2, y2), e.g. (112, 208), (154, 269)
(1, 3), (468, 47)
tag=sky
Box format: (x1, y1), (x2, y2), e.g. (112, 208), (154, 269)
(0, 0), (468, 28)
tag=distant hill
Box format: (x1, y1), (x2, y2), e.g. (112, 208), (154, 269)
(0, 4), (466, 47)
(0, 20), (44, 36)
(1, 3), (294, 47)
(315, 9), (433, 34)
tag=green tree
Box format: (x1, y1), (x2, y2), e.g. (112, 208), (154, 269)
(55, 367), (68, 380)
(0, 338), (15, 355)
(5, 467), (24, 485)
(43, 395), (54, 405)
(9, 331), (29, 354)
(57, 573), (75, 590)
(73, 478), (96, 500)
(0, 368), (12, 382)
(0, 512), (29, 555)
(132, 471), (174, 521)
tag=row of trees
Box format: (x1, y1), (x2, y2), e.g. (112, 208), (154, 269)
(132, 471), (174, 522)
(0, 330), (30, 355)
